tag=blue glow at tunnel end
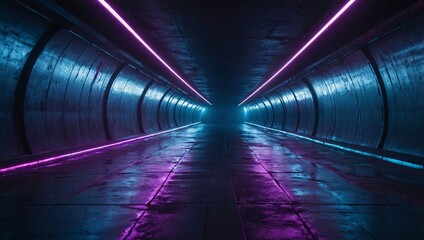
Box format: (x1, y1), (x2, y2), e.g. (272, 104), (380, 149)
(245, 122), (424, 170)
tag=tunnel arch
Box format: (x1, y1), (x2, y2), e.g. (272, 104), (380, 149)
(244, 11), (424, 159)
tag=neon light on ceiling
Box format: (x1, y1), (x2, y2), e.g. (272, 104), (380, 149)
(97, 0), (211, 105)
(0, 122), (201, 175)
(239, 0), (357, 106)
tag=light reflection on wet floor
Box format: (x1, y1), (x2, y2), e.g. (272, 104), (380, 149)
(0, 124), (423, 239)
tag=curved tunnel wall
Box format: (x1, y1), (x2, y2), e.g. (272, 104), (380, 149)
(0, 1), (204, 160)
(244, 13), (424, 159)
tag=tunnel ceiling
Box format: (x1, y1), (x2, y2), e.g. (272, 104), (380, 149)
(27, 0), (419, 105)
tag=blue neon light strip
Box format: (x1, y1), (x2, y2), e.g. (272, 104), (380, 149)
(245, 122), (423, 170)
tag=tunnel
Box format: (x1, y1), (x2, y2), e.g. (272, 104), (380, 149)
(0, 0), (423, 239)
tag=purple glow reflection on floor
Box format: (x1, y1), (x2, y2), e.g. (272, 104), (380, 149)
(120, 210), (146, 240)
(0, 123), (200, 175)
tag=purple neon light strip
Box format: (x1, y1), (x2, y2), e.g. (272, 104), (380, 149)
(97, 0), (211, 105)
(239, 0), (357, 106)
(0, 122), (200, 174)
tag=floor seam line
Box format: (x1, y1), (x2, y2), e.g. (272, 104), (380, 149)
(123, 142), (196, 238)
(225, 128), (249, 240)
(248, 144), (318, 240)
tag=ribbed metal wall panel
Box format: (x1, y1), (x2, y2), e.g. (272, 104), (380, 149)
(244, 107), (252, 122)
(309, 55), (384, 146)
(25, 30), (118, 153)
(369, 19), (424, 157)
(290, 81), (315, 135)
(176, 98), (188, 127)
(267, 95), (284, 129)
(341, 51), (384, 147)
(262, 98), (274, 127)
(0, 2), (204, 161)
(185, 103), (197, 125)
(158, 90), (176, 130)
(0, 1), (50, 158)
(278, 88), (299, 132)
(251, 103), (263, 125)
(179, 101), (190, 126)
(107, 66), (149, 139)
(190, 105), (200, 123)
(168, 95), (182, 128)
(141, 82), (168, 133)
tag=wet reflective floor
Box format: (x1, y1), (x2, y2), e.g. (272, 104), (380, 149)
(0, 124), (423, 239)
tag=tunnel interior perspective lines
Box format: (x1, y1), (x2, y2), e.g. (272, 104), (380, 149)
(1, 0), (424, 239)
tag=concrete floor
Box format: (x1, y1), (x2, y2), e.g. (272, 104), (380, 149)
(0, 124), (423, 239)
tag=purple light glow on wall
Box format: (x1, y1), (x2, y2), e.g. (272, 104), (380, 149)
(0, 123), (201, 175)
(239, 0), (357, 106)
(96, 0), (212, 105)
